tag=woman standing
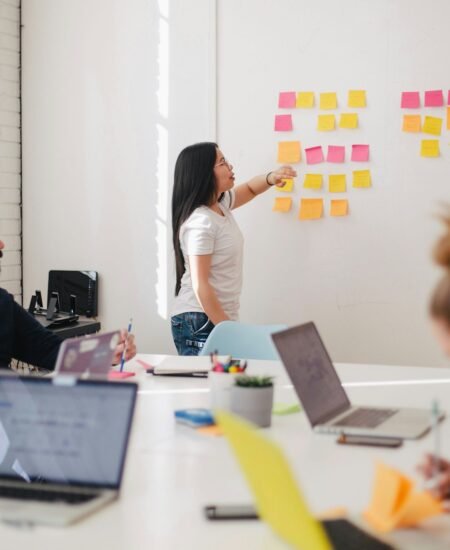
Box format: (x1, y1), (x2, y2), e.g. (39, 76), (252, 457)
(171, 142), (295, 355)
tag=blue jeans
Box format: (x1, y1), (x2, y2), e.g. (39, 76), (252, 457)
(171, 312), (214, 356)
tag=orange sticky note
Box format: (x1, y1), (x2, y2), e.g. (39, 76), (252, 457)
(197, 425), (223, 437)
(296, 91), (314, 108)
(339, 113), (358, 129)
(299, 199), (323, 220)
(277, 141), (301, 163)
(303, 174), (323, 190)
(328, 174), (346, 193)
(348, 90), (366, 108)
(330, 200), (348, 217)
(352, 169), (371, 188)
(273, 197), (292, 213)
(402, 115), (421, 133)
(396, 492), (443, 528)
(319, 92), (337, 110)
(277, 178), (294, 192)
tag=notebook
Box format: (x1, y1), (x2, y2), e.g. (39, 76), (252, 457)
(151, 356), (212, 376)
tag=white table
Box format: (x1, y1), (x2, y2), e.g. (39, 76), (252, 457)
(2, 356), (450, 550)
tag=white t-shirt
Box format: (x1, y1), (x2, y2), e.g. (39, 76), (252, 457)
(172, 190), (244, 320)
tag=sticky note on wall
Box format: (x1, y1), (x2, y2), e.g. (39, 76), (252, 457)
(274, 114), (293, 131)
(303, 174), (323, 190)
(352, 170), (371, 188)
(277, 141), (301, 163)
(447, 107), (450, 131)
(401, 91), (420, 109)
(424, 90), (444, 107)
(317, 114), (336, 131)
(327, 145), (345, 163)
(329, 174), (347, 193)
(348, 90), (366, 108)
(422, 116), (442, 136)
(299, 199), (323, 220)
(402, 115), (421, 133)
(305, 146), (324, 164)
(339, 113), (358, 129)
(277, 178), (294, 192)
(296, 92), (314, 108)
(273, 197), (292, 213)
(421, 140), (440, 158)
(351, 144), (370, 162)
(319, 92), (337, 110)
(330, 200), (349, 217)
(278, 92), (296, 108)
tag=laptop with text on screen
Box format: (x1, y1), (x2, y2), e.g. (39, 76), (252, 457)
(271, 322), (443, 439)
(0, 375), (137, 526)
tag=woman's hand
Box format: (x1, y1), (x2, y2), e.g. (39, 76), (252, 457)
(112, 330), (137, 365)
(268, 165), (297, 187)
(417, 453), (450, 509)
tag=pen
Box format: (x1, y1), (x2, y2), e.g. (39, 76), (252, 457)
(432, 399), (440, 484)
(119, 318), (133, 372)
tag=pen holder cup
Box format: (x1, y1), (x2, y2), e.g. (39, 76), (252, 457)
(209, 372), (239, 411)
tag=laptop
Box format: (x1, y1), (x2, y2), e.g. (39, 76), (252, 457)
(271, 322), (443, 439)
(0, 375), (137, 526)
(54, 330), (120, 378)
(216, 410), (394, 550)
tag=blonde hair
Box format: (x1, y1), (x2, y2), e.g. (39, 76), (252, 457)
(430, 214), (450, 326)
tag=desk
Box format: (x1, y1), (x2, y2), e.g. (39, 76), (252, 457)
(2, 358), (450, 549)
(35, 315), (101, 339)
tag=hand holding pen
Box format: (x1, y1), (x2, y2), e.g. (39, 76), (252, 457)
(112, 319), (136, 368)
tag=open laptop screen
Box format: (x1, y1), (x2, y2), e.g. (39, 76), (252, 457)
(0, 377), (137, 489)
(272, 323), (350, 426)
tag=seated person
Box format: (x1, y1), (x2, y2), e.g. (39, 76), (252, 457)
(0, 239), (136, 370)
(417, 214), (450, 509)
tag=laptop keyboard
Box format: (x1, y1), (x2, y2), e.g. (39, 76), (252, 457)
(322, 519), (394, 550)
(332, 407), (398, 429)
(0, 485), (98, 505)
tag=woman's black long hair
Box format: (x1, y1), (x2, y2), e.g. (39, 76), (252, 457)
(172, 142), (218, 295)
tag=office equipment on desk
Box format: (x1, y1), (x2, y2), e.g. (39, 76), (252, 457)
(174, 408), (215, 428)
(151, 356), (210, 377)
(337, 434), (402, 448)
(204, 504), (258, 520)
(216, 411), (394, 550)
(28, 288), (79, 329)
(48, 270), (98, 317)
(271, 322), (445, 439)
(0, 375), (137, 526)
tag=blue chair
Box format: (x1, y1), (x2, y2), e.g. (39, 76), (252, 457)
(200, 321), (287, 360)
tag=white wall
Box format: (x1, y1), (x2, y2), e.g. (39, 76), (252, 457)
(0, 0), (21, 299)
(21, 0), (215, 353)
(217, 0), (450, 366)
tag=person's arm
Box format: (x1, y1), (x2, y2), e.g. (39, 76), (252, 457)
(417, 453), (450, 510)
(233, 165), (297, 209)
(188, 254), (229, 325)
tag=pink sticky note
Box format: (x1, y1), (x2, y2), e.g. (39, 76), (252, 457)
(351, 144), (370, 162)
(424, 90), (444, 107)
(278, 91), (296, 108)
(305, 146), (324, 165)
(327, 145), (345, 163)
(401, 91), (420, 109)
(274, 114), (293, 131)
(108, 371), (136, 380)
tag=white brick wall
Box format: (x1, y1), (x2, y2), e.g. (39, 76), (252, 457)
(0, 0), (20, 299)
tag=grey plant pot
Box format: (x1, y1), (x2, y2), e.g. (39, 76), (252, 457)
(230, 385), (274, 428)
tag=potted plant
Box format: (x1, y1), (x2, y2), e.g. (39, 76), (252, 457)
(230, 375), (274, 428)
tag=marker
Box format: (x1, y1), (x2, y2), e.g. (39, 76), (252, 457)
(432, 399), (440, 484)
(119, 318), (133, 372)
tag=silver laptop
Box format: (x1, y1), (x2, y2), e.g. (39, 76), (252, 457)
(54, 330), (120, 378)
(272, 322), (444, 439)
(0, 375), (137, 526)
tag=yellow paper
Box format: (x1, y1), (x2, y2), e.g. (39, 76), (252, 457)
(447, 107), (450, 130)
(317, 114), (335, 131)
(339, 113), (358, 129)
(328, 174), (346, 193)
(296, 91), (314, 108)
(277, 141), (301, 163)
(273, 197), (292, 213)
(402, 115), (421, 133)
(299, 199), (323, 220)
(352, 169), (371, 188)
(319, 92), (337, 110)
(303, 174), (323, 190)
(421, 140), (440, 158)
(216, 411), (332, 550)
(330, 200), (348, 217)
(277, 178), (294, 192)
(348, 90), (366, 108)
(422, 116), (443, 136)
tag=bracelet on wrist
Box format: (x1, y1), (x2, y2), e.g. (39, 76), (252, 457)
(266, 172), (275, 186)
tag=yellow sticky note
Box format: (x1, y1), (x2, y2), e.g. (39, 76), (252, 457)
(299, 199), (323, 220)
(303, 174), (323, 190)
(402, 115), (421, 133)
(352, 169), (371, 188)
(447, 106), (450, 130)
(317, 114), (335, 131)
(339, 113), (358, 129)
(296, 91), (314, 108)
(422, 116), (442, 136)
(273, 197), (292, 213)
(216, 411), (332, 550)
(348, 90), (366, 108)
(319, 92), (337, 110)
(328, 174), (346, 193)
(421, 140), (440, 158)
(277, 178), (294, 192)
(277, 141), (301, 163)
(330, 200), (348, 216)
